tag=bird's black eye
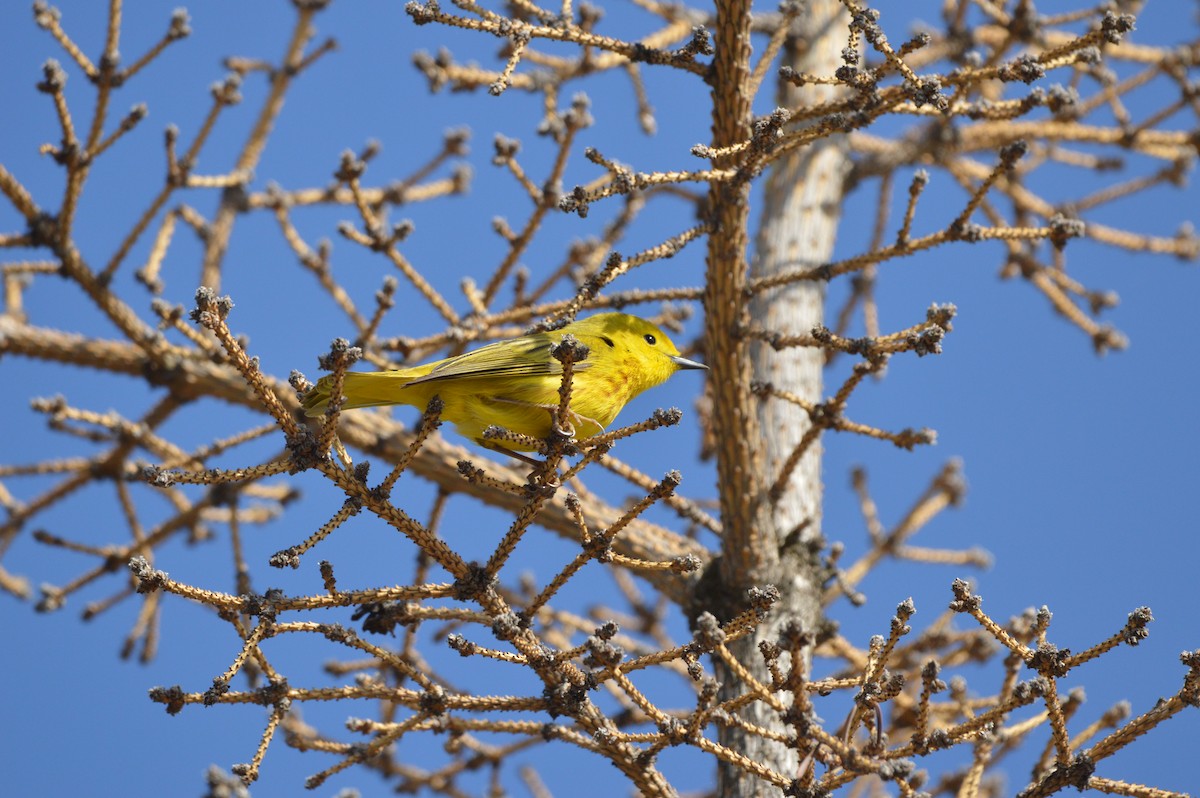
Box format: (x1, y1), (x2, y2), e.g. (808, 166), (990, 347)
(643, 333), (657, 346)
(599, 335), (615, 348)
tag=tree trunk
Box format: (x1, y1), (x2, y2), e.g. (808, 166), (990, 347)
(711, 2), (850, 794)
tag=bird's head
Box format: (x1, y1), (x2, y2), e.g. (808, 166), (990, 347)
(570, 313), (707, 394)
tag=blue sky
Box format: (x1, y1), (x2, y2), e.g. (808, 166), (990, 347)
(2, 2), (1198, 796)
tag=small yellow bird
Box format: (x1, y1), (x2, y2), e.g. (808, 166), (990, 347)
(302, 313), (706, 452)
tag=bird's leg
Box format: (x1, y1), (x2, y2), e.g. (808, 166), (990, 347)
(478, 397), (606, 487)
(479, 440), (542, 468)
(483, 397), (604, 440)
(562, 407), (604, 437)
(477, 440), (561, 488)
(531, 465), (561, 489)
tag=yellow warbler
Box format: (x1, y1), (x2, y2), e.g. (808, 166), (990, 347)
(302, 313), (706, 451)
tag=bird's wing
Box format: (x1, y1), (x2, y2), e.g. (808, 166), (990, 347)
(402, 333), (593, 386)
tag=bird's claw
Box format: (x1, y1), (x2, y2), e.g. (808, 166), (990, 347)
(528, 468), (561, 489)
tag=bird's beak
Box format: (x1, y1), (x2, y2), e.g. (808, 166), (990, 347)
(670, 354), (708, 371)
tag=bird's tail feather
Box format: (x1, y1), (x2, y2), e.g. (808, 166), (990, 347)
(302, 371), (418, 417)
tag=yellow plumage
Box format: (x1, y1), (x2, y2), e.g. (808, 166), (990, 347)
(302, 313), (706, 451)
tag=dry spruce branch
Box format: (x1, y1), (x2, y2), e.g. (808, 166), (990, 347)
(2, 1), (1197, 796)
